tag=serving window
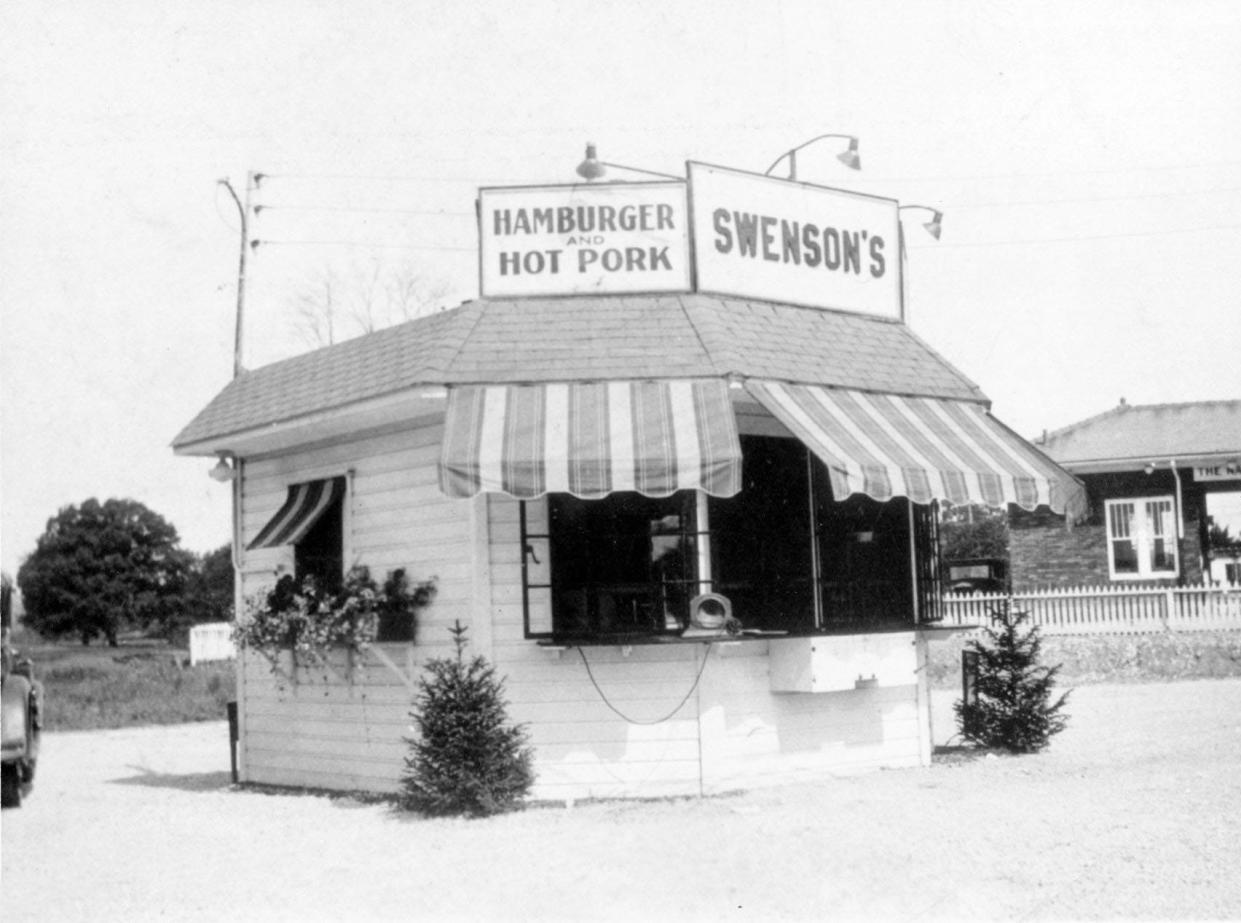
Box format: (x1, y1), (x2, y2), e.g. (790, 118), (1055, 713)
(521, 435), (940, 642)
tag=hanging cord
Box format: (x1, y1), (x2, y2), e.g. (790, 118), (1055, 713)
(576, 643), (713, 725)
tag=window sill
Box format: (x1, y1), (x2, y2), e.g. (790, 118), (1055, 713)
(539, 623), (919, 648)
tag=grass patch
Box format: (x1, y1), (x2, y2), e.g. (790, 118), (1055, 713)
(12, 629), (235, 731)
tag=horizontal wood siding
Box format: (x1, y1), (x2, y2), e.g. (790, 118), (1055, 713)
(237, 422), (474, 793)
(238, 430), (928, 800)
(695, 641), (923, 795)
(485, 496), (925, 803)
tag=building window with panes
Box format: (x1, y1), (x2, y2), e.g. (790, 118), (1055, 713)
(1105, 496), (1178, 580)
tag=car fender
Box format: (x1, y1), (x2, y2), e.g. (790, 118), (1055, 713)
(1, 674), (33, 756)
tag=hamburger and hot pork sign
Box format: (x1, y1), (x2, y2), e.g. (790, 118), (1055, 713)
(477, 162), (902, 320)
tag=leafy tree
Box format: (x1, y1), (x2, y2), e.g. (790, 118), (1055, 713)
(1, 571), (13, 633)
(956, 601), (1070, 753)
(163, 544), (235, 645)
(402, 622), (534, 817)
(16, 498), (190, 646)
(940, 503), (1009, 561)
(1207, 520), (1241, 553)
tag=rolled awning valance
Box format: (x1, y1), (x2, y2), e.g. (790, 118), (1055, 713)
(247, 476), (346, 550)
(438, 380), (742, 500)
(745, 381), (1086, 519)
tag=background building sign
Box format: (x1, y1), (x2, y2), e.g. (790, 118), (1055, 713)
(478, 182), (690, 297)
(687, 162), (902, 319)
(1195, 461), (1241, 482)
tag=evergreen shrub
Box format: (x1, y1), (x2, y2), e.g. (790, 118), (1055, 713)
(402, 622), (534, 817)
(955, 600), (1070, 753)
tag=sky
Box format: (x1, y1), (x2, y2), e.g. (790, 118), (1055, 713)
(3, 0), (1240, 578)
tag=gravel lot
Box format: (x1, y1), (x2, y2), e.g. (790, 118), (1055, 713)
(4, 679), (1241, 922)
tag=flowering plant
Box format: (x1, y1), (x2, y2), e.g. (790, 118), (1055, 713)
(235, 565), (436, 672)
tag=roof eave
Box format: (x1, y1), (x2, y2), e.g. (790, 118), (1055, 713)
(1055, 450), (1241, 475)
(173, 386), (448, 458)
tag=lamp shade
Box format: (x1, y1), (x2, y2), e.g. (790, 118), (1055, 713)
(576, 143), (606, 181)
(836, 138), (861, 170)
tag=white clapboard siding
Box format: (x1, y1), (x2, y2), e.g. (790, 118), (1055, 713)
(942, 584), (1241, 635)
(484, 494), (925, 802)
(237, 424), (927, 800)
(236, 422), (473, 793)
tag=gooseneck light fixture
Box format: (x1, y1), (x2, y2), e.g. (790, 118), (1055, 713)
(1143, 459), (1185, 541)
(899, 204), (944, 240)
(764, 133), (861, 181)
(575, 143), (683, 182)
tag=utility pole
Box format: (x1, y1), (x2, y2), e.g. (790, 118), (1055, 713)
(218, 172), (257, 378)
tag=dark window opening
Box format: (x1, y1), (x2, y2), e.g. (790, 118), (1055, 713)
(295, 494), (344, 592)
(817, 493), (915, 630)
(708, 436), (815, 630)
(547, 491), (697, 640)
(523, 436), (936, 642)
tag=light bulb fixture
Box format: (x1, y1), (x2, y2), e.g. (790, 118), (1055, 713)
(899, 205), (944, 240)
(209, 451), (237, 482)
(836, 137), (861, 170)
(764, 133), (861, 181)
(576, 143), (606, 181)
(574, 143), (682, 182)
(1141, 459), (1185, 539)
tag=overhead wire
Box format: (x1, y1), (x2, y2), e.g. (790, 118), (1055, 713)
(256, 203), (473, 217)
(944, 185), (1241, 210)
(254, 156), (1241, 189)
(907, 222), (1241, 250)
(245, 158), (1241, 259)
(254, 239), (475, 252)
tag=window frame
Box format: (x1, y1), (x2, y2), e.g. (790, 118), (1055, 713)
(1104, 495), (1179, 580)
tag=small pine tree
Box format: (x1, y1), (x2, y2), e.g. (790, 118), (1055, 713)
(955, 601), (1070, 753)
(402, 621), (534, 817)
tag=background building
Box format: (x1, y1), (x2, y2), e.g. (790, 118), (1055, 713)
(1011, 400), (1241, 588)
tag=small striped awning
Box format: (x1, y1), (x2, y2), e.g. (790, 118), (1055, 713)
(438, 380), (742, 499)
(746, 382), (1086, 519)
(247, 476), (346, 550)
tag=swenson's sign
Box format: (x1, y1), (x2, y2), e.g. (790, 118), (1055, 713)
(478, 182), (691, 297)
(476, 164), (903, 319)
(688, 162), (902, 319)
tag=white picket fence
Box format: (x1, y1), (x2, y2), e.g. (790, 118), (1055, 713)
(189, 622), (236, 665)
(941, 584), (1241, 635)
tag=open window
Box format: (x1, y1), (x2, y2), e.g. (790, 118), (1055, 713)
(542, 491), (698, 640)
(521, 436), (938, 641)
(248, 476), (347, 591)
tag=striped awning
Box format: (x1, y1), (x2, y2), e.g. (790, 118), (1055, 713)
(247, 476), (346, 550)
(438, 380), (742, 499)
(746, 382), (1086, 519)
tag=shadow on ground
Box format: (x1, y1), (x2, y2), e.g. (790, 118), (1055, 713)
(109, 768), (235, 793)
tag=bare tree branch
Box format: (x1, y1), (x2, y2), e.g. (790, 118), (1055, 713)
(287, 258), (450, 347)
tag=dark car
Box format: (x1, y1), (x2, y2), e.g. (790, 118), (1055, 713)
(945, 558), (1008, 595)
(2, 583), (42, 808)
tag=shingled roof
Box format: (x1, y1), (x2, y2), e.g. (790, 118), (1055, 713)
(1038, 400), (1241, 468)
(173, 294), (987, 449)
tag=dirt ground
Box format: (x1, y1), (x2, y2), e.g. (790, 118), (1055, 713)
(4, 679), (1241, 922)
